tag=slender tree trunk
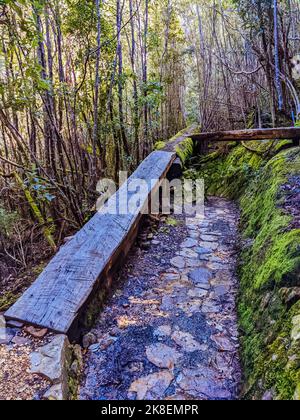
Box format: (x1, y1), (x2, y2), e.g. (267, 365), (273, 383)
(142, 0), (149, 158)
(92, 0), (102, 178)
(129, 0), (140, 165)
(117, 0), (130, 161)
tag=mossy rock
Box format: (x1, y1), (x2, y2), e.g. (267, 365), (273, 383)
(154, 141), (167, 151)
(175, 137), (194, 165)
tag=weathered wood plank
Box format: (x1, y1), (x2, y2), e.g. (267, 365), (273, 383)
(191, 127), (300, 143)
(5, 151), (176, 335)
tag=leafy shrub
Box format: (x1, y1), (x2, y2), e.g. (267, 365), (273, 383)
(0, 206), (18, 237)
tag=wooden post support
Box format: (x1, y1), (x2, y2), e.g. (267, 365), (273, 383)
(191, 127), (300, 143)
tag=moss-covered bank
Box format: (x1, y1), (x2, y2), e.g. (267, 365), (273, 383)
(185, 141), (300, 400)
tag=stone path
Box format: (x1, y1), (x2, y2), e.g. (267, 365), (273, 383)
(80, 197), (241, 400)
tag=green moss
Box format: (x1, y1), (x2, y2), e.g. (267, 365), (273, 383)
(0, 291), (20, 312)
(154, 141), (166, 151)
(188, 142), (300, 399)
(165, 217), (180, 227)
(184, 144), (265, 198)
(175, 137), (194, 165)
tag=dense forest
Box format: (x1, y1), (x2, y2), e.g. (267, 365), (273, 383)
(0, 0), (300, 402)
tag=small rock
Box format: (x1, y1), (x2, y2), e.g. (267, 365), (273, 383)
(188, 289), (208, 299)
(7, 320), (24, 329)
(63, 236), (75, 244)
(89, 343), (101, 353)
(180, 238), (198, 248)
(154, 325), (172, 338)
(294, 383), (300, 401)
(140, 241), (151, 250)
(100, 336), (116, 350)
(82, 332), (97, 349)
(43, 383), (65, 401)
(200, 235), (218, 242)
(180, 249), (199, 259)
(189, 268), (213, 284)
(170, 256), (186, 269)
(146, 343), (182, 369)
(198, 254), (210, 262)
(30, 334), (70, 385)
(186, 259), (201, 268)
(160, 272), (181, 282)
(0, 329), (13, 345)
(199, 242), (218, 251)
(161, 296), (174, 311)
(171, 330), (203, 352)
(24, 326), (48, 339)
(188, 232), (199, 239)
(126, 361), (144, 373)
(291, 315), (300, 342)
(12, 336), (31, 346)
(70, 359), (80, 376)
(128, 371), (174, 400)
(213, 285), (229, 297)
(187, 225), (198, 231)
(195, 247), (212, 255)
(211, 334), (235, 352)
(280, 287), (300, 307)
(0, 314), (6, 328)
(177, 367), (231, 399)
(202, 302), (221, 314)
(262, 390), (274, 401)
(195, 283), (210, 291)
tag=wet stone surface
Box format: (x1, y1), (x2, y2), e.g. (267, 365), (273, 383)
(80, 197), (242, 400)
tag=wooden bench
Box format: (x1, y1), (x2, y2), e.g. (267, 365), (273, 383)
(5, 150), (177, 337)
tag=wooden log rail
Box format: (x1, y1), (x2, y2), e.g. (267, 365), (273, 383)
(5, 129), (195, 338)
(191, 127), (300, 144)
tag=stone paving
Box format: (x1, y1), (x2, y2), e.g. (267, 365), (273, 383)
(80, 197), (241, 400)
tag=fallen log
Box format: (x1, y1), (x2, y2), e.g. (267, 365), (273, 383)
(191, 127), (300, 144)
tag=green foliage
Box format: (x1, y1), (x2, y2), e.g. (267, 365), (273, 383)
(237, 148), (300, 399)
(165, 217), (179, 227)
(0, 206), (18, 237)
(24, 171), (56, 204)
(0, 291), (20, 312)
(154, 141), (166, 150)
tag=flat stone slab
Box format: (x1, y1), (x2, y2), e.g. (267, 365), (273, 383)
(189, 268), (213, 285)
(30, 335), (69, 384)
(170, 256), (186, 269)
(129, 371), (174, 400)
(195, 247), (212, 255)
(146, 343), (182, 368)
(179, 249), (199, 259)
(180, 238), (198, 248)
(171, 330), (204, 352)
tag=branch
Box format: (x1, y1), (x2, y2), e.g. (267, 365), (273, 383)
(75, 0), (142, 95)
(0, 154), (25, 170)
